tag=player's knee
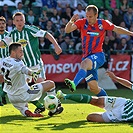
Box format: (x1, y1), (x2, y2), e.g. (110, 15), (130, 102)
(47, 80), (55, 89)
(86, 114), (93, 122)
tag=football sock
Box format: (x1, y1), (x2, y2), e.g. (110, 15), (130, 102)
(96, 88), (107, 97)
(74, 69), (87, 86)
(1, 82), (6, 97)
(65, 94), (92, 103)
(31, 100), (44, 108)
(1, 91), (7, 97)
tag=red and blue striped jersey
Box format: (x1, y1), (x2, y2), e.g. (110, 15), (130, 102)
(75, 18), (114, 58)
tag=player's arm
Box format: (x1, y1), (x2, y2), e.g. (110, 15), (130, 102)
(113, 25), (133, 36)
(0, 36), (13, 48)
(21, 66), (40, 82)
(30, 27), (62, 55)
(65, 14), (79, 33)
(0, 40), (5, 47)
(106, 71), (132, 90)
(45, 32), (62, 55)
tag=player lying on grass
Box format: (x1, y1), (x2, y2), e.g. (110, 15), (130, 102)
(57, 71), (133, 122)
(0, 42), (63, 117)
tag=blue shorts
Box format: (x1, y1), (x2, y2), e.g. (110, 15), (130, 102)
(83, 52), (105, 82)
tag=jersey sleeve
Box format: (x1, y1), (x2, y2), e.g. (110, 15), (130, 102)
(30, 25), (47, 37)
(14, 60), (25, 74)
(75, 19), (84, 30)
(102, 20), (114, 31)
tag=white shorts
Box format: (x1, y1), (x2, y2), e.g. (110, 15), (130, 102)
(102, 96), (127, 122)
(7, 83), (43, 116)
(26, 59), (46, 82)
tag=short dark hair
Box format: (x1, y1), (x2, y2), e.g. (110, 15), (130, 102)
(85, 5), (98, 15)
(0, 16), (6, 23)
(12, 12), (24, 20)
(9, 42), (22, 54)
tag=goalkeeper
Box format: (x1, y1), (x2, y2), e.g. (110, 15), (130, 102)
(57, 71), (133, 122)
(0, 12), (63, 116)
(0, 42), (63, 117)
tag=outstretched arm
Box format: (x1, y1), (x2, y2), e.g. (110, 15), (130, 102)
(106, 71), (132, 89)
(113, 25), (133, 36)
(45, 32), (62, 55)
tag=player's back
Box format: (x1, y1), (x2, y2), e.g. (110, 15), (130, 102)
(1, 57), (28, 95)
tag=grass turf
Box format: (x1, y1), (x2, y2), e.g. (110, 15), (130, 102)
(0, 88), (133, 133)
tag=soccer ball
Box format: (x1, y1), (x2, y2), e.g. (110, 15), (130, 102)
(44, 95), (58, 110)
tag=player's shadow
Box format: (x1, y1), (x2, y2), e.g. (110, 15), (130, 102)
(35, 120), (133, 131)
(35, 120), (88, 131)
(0, 115), (50, 125)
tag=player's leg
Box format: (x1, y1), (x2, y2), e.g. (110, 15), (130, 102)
(26, 64), (46, 113)
(57, 90), (108, 122)
(33, 80), (55, 114)
(13, 102), (43, 117)
(57, 90), (105, 107)
(29, 81), (63, 116)
(0, 84), (4, 106)
(40, 80), (64, 116)
(0, 83), (3, 106)
(86, 52), (107, 96)
(87, 80), (107, 96)
(86, 113), (106, 122)
(0, 101), (3, 106)
(57, 90), (92, 103)
(88, 96), (127, 122)
(65, 52), (105, 93)
(65, 58), (90, 92)
(1, 82), (7, 104)
(7, 93), (43, 117)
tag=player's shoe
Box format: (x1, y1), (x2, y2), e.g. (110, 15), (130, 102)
(25, 110), (43, 117)
(65, 78), (76, 92)
(34, 106), (45, 114)
(48, 106), (64, 117)
(56, 90), (66, 99)
(2, 97), (7, 104)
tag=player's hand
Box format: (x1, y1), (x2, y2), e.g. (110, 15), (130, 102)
(70, 14), (79, 22)
(106, 71), (116, 79)
(31, 70), (41, 83)
(54, 45), (62, 55)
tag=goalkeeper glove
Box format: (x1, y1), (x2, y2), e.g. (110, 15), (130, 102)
(31, 71), (41, 83)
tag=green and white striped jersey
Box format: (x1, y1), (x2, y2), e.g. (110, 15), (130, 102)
(122, 99), (133, 122)
(0, 31), (9, 58)
(4, 25), (47, 67)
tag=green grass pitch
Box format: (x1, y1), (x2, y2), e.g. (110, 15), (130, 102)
(0, 88), (133, 133)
